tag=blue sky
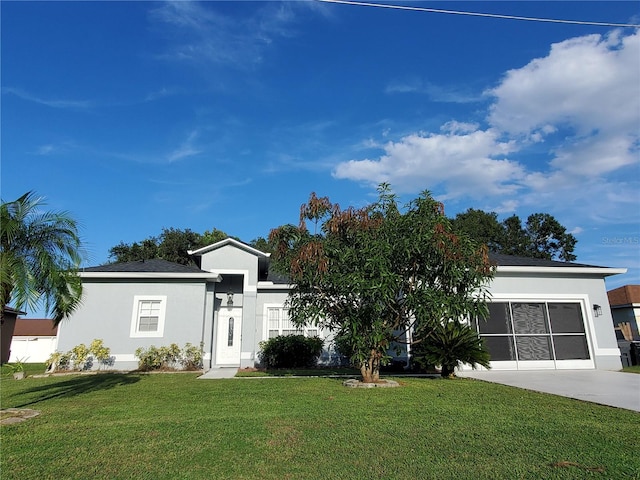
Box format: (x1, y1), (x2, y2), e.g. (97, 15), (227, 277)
(2, 1), (639, 316)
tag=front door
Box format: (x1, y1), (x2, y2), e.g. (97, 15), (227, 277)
(216, 308), (242, 365)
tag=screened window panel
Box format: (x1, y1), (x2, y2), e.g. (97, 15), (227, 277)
(268, 330), (279, 339)
(553, 335), (590, 360)
(478, 303), (512, 334)
(548, 303), (585, 334)
(282, 329), (297, 336)
(512, 303), (549, 335)
(483, 336), (516, 361)
(516, 336), (552, 360)
(307, 330), (318, 337)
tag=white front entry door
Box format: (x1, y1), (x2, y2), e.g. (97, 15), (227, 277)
(216, 308), (242, 365)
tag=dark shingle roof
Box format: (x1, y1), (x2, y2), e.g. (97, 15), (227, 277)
(265, 267), (291, 284)
(488, 252), (601, 268)
(82, 258), (207, 274)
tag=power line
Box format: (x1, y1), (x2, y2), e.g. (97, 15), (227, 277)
(316, 0), (640, 28)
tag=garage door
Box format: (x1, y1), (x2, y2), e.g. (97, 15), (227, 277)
(472, 301), (594, 370)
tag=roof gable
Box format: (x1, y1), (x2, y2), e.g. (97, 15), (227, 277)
(188, 238), (270, 258)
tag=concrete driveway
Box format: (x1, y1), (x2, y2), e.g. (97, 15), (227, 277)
(458, 369), (640, 412)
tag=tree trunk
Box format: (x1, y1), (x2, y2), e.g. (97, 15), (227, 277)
(360, 349), (381, 383)
(440, 364), (456, 378)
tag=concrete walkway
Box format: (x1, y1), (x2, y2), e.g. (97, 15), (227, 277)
(198, 367), (238, 379)
(458, 369), (640, 412)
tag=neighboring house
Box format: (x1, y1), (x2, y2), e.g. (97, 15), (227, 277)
(56, 238), (625, 372)
(9, 319), (58, 363)
(1, 307), (26, 364)
(608, 285), (640, 341)
(607, 285), (640, 366)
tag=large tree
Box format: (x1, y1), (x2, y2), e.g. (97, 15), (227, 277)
(269, 185), (494, 383)
(0, 192), (84, 325)
(452, 209), (577, 261)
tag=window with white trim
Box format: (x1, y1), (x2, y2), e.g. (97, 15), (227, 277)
(130, 296), (167, 338)
(267, 307), (318, 338)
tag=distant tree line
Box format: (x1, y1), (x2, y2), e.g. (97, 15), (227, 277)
(451, 209), (577, 262)
(108, 227), (271, 266)
(108, 210), (577, 266)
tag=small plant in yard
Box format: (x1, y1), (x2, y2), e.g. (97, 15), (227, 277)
(412, 321), (491, 378)
(181, 342), (204, 370)
(45, 351), (72, 372)
(70, 343), (91, 370)
(89, 339), (112, 369)
(6, 357), (28, 379)
(258, 335), (324, 368)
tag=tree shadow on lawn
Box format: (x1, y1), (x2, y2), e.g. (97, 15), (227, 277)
(6, 373), (140, 408)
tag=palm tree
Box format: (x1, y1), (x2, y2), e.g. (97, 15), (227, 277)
(1, 191), (84, 325)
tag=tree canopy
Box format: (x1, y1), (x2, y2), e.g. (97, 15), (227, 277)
(0, 192), (84, 325)
(108, 228), (244, 265)
(451, 209), (577, 262)
(269, 185), (494, 383)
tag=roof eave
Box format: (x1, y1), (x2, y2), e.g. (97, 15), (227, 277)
(80, 271), (222, 281)
(188, 238), (270, 258)
(496, 266), (627, 277)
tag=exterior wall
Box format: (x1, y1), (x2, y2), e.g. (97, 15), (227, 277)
(57, 279), (209, 370)
(479, 271), (622, 371)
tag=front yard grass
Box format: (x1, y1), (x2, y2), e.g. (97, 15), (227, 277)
(622, 365), (640, 374)
(1, 372), (639, 480)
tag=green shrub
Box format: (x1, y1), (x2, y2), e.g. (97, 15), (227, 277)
(46, 351), (72, 371)
(135, 345), (164, 371)
(412, 321), (490, 378)
(258, 335), (324, 369)
(70, 343), (90, 370)
(181, 342), (204, 370)
(135, 343), (204, 371)
(89, 339), (112, 368)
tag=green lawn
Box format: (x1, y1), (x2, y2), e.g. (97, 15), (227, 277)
(623, 365), (640, 374)
(1, 372), (639, 480)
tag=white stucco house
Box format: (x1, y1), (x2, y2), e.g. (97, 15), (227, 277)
(56, 238), (625, 372)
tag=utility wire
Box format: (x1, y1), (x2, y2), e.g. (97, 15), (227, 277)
(317, 0), (640, 28)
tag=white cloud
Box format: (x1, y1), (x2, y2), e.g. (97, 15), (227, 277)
(149, 2), (300, 68)
(488, 30), (639, 136)
(3, 87), (92, 109)
(167, 130), (202, 163)
(386, 78), (482, 104)
(333, 128), (523, 198)
(334, 29), (639, 218)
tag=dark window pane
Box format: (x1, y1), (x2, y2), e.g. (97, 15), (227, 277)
(548, 303), (585, 334)
(483, 336), (516, 361)
(478, 303), (512, 334)
(516, 336), (552, 360)
(512, 303), (549, 334)
(228, 317), (234, 347)
(553, 335), (590, 360)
